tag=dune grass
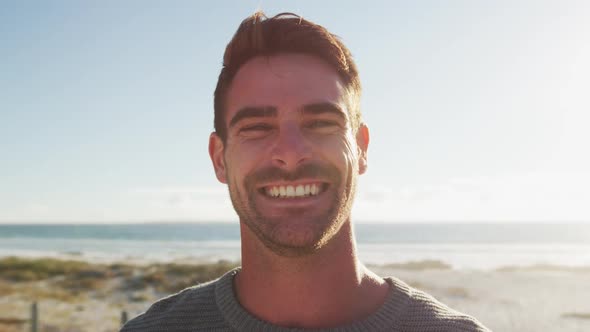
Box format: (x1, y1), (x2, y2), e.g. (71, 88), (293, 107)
(0, 257), (239, 299)
(561, 312), (590, 320)
(0, 257), (100, 282)
(131, 260), (239, 293)
(379, 259), (452, 270)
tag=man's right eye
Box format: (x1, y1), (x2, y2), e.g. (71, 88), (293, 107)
(238, 124), (273, 136)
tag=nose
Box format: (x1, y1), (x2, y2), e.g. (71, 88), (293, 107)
(271, 123), (312, 169)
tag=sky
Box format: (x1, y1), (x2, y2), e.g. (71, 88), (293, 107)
(1, 1), (589, 224)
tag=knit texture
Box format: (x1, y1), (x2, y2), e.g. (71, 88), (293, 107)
(121, 268), (490, 331)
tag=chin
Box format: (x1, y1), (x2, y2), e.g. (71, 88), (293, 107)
(246, 212), (348, 258)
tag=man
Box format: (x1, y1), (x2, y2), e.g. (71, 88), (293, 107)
(122, 12), (489, 331)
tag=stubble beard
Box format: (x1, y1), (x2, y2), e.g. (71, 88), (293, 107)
(227, 162), (358, 257)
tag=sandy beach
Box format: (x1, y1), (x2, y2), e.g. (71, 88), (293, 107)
(1, 257), (589, 332)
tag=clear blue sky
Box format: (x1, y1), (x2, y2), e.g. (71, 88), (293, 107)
(1, 1), (589, 223)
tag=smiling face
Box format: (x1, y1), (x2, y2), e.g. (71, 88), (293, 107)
(209, 54), (369, 257)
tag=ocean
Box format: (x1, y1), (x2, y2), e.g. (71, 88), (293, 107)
(1, 223), (589, 270)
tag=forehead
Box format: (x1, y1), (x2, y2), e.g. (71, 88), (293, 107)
(225, 54), (349, 123)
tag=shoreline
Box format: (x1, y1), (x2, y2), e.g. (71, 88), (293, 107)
(2, 251), (590, 272)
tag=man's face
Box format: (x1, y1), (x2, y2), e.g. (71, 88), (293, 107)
(209, 54), (369, 257)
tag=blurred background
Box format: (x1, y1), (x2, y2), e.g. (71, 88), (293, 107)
(1, 1), (589, 331)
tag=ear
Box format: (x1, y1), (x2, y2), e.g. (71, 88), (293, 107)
(356, 123), (370, 175)
(209, 132), (227, 183)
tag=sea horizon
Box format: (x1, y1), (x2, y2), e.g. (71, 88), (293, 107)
(2, 222), (589, 270)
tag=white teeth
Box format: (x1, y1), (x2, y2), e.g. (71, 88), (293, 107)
(295, 185), (304, 196)
(264, 184), (322, 198)
(286, 186), (295, 196)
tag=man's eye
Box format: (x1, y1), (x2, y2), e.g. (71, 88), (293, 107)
(307, 120), (339, 129)
(239, 124), (273, 135)
(242, 124), (272, 131)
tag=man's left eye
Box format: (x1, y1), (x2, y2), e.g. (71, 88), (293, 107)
(307, 120), (339, 129)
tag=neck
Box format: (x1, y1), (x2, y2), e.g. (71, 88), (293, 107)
(235, 221), (389, 329)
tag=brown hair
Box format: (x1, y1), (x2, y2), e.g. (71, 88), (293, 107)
(213, 11), (362, 141)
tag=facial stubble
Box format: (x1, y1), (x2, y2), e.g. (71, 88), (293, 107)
(226, 161), (358, 257)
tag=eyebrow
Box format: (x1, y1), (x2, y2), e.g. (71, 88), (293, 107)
(228, 102), (347, 128)
(229, 106), (277, 128)
(302, 102), (347, 120)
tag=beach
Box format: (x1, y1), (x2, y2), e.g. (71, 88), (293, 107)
(1, 257), (589, 332)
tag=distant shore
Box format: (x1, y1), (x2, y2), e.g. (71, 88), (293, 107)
(3, 222), (590, 271)
(1, 256), (589, 332)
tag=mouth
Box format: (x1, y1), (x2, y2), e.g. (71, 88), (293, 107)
(258, 182), (329, 199)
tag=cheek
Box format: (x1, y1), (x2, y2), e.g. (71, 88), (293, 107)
(225, 143), (265, 179)
(316, 134), (358, 173)
(339, 133), (359, 168)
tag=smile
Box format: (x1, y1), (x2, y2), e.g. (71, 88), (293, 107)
(262, 183), (327, 198)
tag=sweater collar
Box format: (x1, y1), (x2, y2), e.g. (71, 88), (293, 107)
(215, 267), (410, 331)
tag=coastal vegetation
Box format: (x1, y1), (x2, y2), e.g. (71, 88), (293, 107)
(1, 257), (590, 331)
(0, 257), (239, 300)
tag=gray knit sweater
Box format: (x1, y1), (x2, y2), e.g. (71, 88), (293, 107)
(121, 268), (490, 331)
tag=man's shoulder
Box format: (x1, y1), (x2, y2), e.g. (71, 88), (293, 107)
(120, 277), (226, 332)
(386, 276), (490, 332)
